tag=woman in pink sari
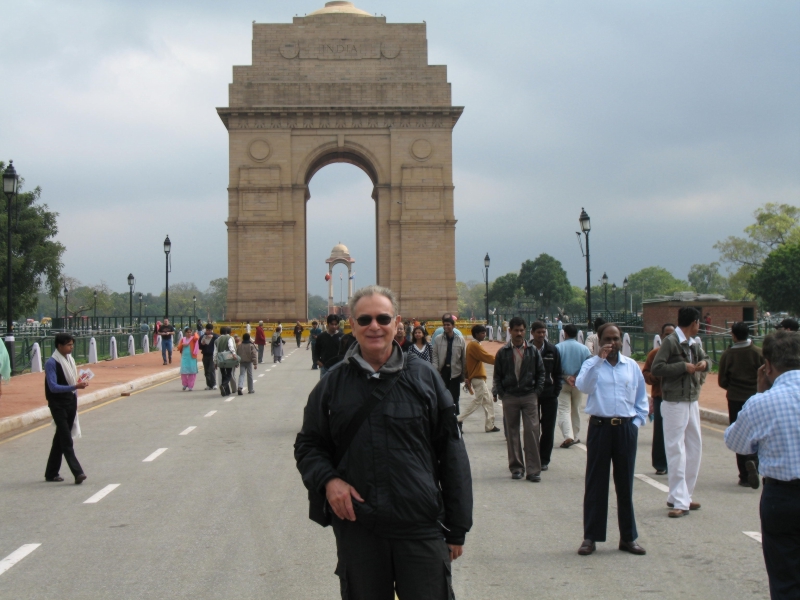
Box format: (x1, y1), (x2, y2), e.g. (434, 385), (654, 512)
(176, 327), (200, 391)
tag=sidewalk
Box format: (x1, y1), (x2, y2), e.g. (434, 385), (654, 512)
(0, 350), (187, 436)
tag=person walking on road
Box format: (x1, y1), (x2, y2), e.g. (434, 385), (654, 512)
(576, 324), (648, 556)
(198, 324), (218, 390)
(316, 315), (343, 377)
(531, 321), (563, 470)
(584, 318), (606, 356)
(408, 325), (433, 363)
(294, 321), (304, 348)
(236, 333), (258, 395)
(432, 314), (467, 414)
(307, 320), (323, 370)
(724, 331), (800, 599)
(556, 324), (591, 449)
(395, 322), (409, 352)
(458, 324), (499, 433)
(295, 285), (473, 600)
(159, 318), (176, 365)
(44, 333), (89, 485)
(177, 327), (199, 391)
(652, 307), (709, 518)
(642, 323), (675, 475)
(216, 327), (237, 396)
(492, 317), (545, 482)
(255, 321), (267, 364)
(718, 321), (764, 487)
(272, 326), (286, 363)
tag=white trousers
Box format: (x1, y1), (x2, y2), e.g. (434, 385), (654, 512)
(556, 382), (584, 441)
(661, 400), (702, 510)
(458, 378), (495, 431)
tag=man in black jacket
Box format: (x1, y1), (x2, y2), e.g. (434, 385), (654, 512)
(530, 321), (563, 471)
(493, 316), (546, 482)
(295, 285), (473, 600)
(198, 324), (219, 390)
(315, 314), (342, 378)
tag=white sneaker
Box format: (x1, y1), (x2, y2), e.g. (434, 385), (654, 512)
(212, 386), (218, 390)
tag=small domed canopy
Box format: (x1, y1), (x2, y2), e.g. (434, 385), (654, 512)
(308, 1), (373, 17)
(327, 242), (355, 264)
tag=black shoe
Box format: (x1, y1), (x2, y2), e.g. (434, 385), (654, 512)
(45, 476), (64, 482)
(541, 464), (549, 471)
(619, 540), (646, 555)
(237, 389), (243, 396)
(745, 461), (760, 489)
(511, 472), (524, 480)
(527, 474), (541, 482)
(578, 539), (596, 555)
(655, 469), (667, 475)
(74, 474), (87, 485)
(486, 427), (501, 433)
(738, 479), (752, 487)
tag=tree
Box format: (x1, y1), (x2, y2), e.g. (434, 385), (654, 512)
(457, 280), (488, 320)
(713, 203), (800, 299)
(490, 272), (522, 307)
(687, 262), (729, 295)
(0, 163), (65, 320)
(748, 243), (800, 316)
(204, 278), (228, 320)
(308, 294), (327, 320)
(518, 254), (572, 312)
(625, 267), (689, 311)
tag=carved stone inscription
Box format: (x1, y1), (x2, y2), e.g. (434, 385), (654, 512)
(290, 39), (383, 60)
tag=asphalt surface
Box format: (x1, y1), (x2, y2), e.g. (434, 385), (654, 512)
(0, 346), (769, 599)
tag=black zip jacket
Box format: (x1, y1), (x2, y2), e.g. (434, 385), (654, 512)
(294, 342), (473, 545)
(492, 341), (545, 398)
(536, 340), (563, 400)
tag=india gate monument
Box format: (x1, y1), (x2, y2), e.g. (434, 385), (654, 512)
(217, 1), (462, 321)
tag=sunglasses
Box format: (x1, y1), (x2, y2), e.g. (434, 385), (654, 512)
(355, 314), (394, 327)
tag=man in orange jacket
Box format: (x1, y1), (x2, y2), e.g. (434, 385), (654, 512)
(458, 325), (501, 433)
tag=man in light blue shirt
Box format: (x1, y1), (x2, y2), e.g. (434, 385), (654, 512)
(575, 324), (648, 557)
(724, 331), (800, 598)
(431, 313), (464, 342)
(556, 324), (592, 448)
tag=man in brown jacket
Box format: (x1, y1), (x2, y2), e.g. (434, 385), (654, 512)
(458, 325), (500, 432)
(236, 333), (258, 395)
(718, 321), (764, 486)
(642, 323), (675, 475)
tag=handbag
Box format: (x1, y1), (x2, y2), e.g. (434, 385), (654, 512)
(214, 335), (240, 368)
(308, 362), (406, 527)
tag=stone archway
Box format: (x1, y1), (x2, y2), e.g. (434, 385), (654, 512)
(218, 1), (462, 321)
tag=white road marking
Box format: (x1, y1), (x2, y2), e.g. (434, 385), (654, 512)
(204, 410), (217, 417)
(143, 448), (168, 462)
(258, 374), (264, 378)
(0, 544), (41, 576)
(574, 443), (587, 452)
(634, 473), (670, 493)
(743, 531), (762, 544)
(179, 426), (197, 435)
(84, 484), (120, 504)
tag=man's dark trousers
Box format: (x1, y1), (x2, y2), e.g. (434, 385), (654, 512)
(761, 480), (800, 599)
(331, 517), (454, 600)
(202, 354), (216, 388)
(311, 344), (318, 369)
(441, 366), (461, 415)
(728, 400), (759, 481)
(296, 334), (302, 348)
(652, 396), (668, 472)
(45, 401), (83, 479)
(539, 395), (558, 466)
(584, 418), (638, 543)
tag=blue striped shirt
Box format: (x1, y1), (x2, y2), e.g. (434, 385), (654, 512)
(576, 354), (649, 427)
(724, 370), (800, 481)
(556, 339), (591, 377)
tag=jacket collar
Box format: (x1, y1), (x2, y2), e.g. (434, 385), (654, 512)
(345, 341), (405, 377)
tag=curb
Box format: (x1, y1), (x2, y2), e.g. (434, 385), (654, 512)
(0, 366), (182, 437)
(700, 407), (730, 426)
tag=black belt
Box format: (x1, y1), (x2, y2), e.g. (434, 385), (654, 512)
(590, 416), (634, 426)
(764, 477), (800, 488)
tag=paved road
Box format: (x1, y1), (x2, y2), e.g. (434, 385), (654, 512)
(0, 347), (769, 599)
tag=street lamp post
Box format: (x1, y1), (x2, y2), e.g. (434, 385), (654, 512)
(612, 282), (617, 314)
(63, 283), (69, 330)
(623, 277), (628, 322)
(483, 253), (490, 324)
(93, 290), (97, 329)
(3, 161), (18, 371)
(601, 272), (608, 315)
(539, 291), (544, 319)
(578, 209), (592, 331)
(128, 273), (135, 329)
(164, 236), (171, 320)
(193, 295), (197, 322)
(138, 292), (143, 322)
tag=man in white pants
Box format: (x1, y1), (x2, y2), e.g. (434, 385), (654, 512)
(652, 307), (709, 518)
(459, 325), (500, 433)
(556, 324), (591, 448)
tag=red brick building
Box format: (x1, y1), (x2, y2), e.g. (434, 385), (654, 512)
(642, 293), (758, 334)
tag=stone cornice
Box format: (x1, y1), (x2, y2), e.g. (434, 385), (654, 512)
(217, 106), (464, 131)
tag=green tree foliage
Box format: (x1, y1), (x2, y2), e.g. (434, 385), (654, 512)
(749, 243), (800, 315)
(714, 203), (800, 299)
(456, 280), (489, 320)
(490, 272), (522, 307)
(0, 164), (65, 320)
(563, 286), (588, 314)
(308, 294), (327, 320)
(518, 254), (572, 312)
(204, 277), (228, 320)
(687, 262), (729, 295)
(625, 267), (689, 311)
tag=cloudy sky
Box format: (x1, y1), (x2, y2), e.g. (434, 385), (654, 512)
(2, 1), (798, 301)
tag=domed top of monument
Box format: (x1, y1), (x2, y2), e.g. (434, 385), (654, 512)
(327, 242), (356, 264)
(308, 2), (373, 17)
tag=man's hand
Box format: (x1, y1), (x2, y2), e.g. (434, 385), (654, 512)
(685, 363), (696, 375)
(566, 375), (576, 387)
(448, 544), (463, 561)
(464, 379), (473, 394)
(254, 365), (257, 370)
(492, 394), (498, 403)
(598, 344), (613, 360)
(695, 360), (708, 372)
(325, 477), (364, 522)
(317, 360), (324, 367)
(76, 382), (89, 390)
(757, 364), (772, 393)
